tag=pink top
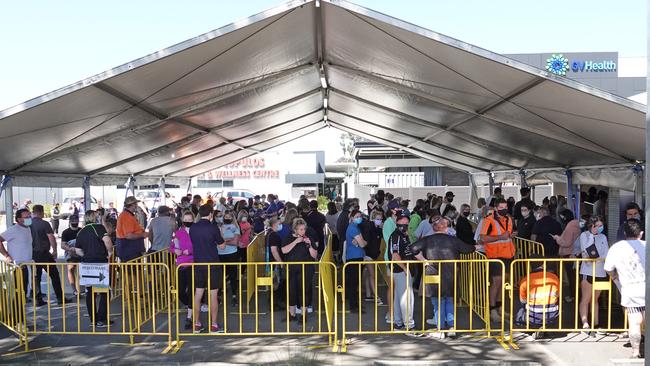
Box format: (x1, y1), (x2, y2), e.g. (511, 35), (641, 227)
(556, 219), (581, 257)
(239, 221), (252, 248)
(170, 228), (194, 265)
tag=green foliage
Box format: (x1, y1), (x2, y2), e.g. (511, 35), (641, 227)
(317, 195), (329, 212)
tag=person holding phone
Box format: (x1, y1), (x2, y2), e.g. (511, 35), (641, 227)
(281, 218), (318, 321)
(578, 215), (609, 335)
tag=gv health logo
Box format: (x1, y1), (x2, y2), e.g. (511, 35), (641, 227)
(545, 54), (570, 76)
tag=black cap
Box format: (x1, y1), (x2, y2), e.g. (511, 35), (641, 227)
(445, 191), (455, 197)
(395, 211), (410, 221)
(69, 214), (79, 222)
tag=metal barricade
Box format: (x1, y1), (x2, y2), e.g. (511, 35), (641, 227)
(507, 258), (627, 349)
(0, 261), (28, 354)
(512, 237), (545, 284)
(459, 251), (490, 323)
(340, 259), (507, 352)
(16, 261), (173, 353)
(246, 233), (267, 313)
(171, 261), (338, 353)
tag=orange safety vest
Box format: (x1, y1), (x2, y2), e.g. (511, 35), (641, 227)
(519, 271), (560, 306)
(481, 214), (515, 259)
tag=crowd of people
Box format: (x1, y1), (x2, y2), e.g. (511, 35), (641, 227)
(0, 186), (645, 357)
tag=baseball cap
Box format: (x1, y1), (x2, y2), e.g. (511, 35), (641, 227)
(445, 191), (455, 197)
(395, 211), (410, 221)
(69, 214), (79, 222)
(387, 199), (400, 210)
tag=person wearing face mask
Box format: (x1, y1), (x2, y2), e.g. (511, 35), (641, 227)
(171, 212), (195, 330)
(578, 215), (609, 334)
(513, 187), (535, 222)
(439, 192), (455, 218)
(116, 196), (147, 262)
(61, 214), (82, 296)
(345, 210), (368, 313)
(407, 204), (424, 243)
(361, 210), (383, 304)
(616, 202), (645, 242)
(516, 205), (536, 240)
(237, 209), (252, 265)
(552, 209), (582, 303)
(304, 200), (326, 256)
(480, 198), (516, 323)
(0, 209), (36, 306)
(217, 211), (241, 307)
(176, 197), (191, 227)
(147, 205), (175, 253)
(389, 212), (415, 330)
(455, 204), (475, 245)
(530, 206), (562, 265)
(281, 218), (318, 320)
(265, 218), (285, 308)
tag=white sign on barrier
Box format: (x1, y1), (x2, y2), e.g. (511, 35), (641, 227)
(79, 263), (109, 288)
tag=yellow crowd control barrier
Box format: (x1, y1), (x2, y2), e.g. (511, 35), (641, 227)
(512, 237), (545, 284)
(340, 259), (507, 352)
(171, 261), (338, 353)
(12, 261), (173, 355)
(246, 233), (267, 313)
(0, 261), (28, 354)
(319, 232), (338, 350)
(507, 258), (628, 349)
(458, 251), (490, 324)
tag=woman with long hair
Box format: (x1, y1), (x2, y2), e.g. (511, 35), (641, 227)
(171, 211), (195, 330)
(281, 218), (318, 321)
(218, 210), (241, 307)
(578, 215), (609, 335)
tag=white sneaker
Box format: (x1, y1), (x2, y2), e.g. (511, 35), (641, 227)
(490, 310), (501, 323)
(200, 304), (209, 313)
(385, 314), (394, 324)
(427, 331), (445, 339)
(447, 327), (456, 338)
(295, 307), (303, 315)
(307, 306), (313, 314)
(426, 318), (437, 326)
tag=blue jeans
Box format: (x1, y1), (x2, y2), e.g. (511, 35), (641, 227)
(431, 296), (455, 329)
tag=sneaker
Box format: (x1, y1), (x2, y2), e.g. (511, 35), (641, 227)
(490, 310), (501, 323)
(184, 318), (193, 330)
(200, 304), (209, 313)
(73, 290), (78, 297)
(95, 320), (114, 328)
(581, 323), (592, 336)
(36, 299), (48, 307)
(364, 296), (374, 302)
(231, 295), (238, 307)
(295, 307), (303, 315)
(564, 296), (574, 303)
(58, 297), (74, 305)
(307, 306), (313, 314)
(426, 318), (438, 326)
(426, 331), (445, 339)
(376, 298), (384, 306)
(595, 327), (606, 336)
(385, 314), (394, 324)
(393, 323), (405, 331)
(447, 327), (456, 338)
(193, 322), (204, 334)
(210, 323), (224, 333)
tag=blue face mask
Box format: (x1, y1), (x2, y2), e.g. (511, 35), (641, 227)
(596, 226), (604, 234)
(23, 218), (32, 227)
(276, 224), (283, 232)
(354, 217), (363, 225)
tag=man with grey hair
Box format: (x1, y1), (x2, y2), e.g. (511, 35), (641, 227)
(147, 206), (175, 252)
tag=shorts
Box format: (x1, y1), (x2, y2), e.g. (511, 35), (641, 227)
(627, 306), (645, 314)
(489, 258), (512, 277)
(582, 275), (607, 284)
(193, 265), (223, 290)
(66, 257), (81, 263)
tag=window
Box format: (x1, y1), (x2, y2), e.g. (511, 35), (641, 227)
(197, 180), (234, 188)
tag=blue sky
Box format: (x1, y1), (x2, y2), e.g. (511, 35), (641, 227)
(0, 0), (645, 160)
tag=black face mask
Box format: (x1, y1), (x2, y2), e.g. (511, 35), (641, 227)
(223, 219), (233, 224)
(497, 209), (509, 217)
(183, 222), (193, 228)
(447, 197), (454, 203)
(397, 224), (408, 233)
(462, 211), (470, 217)
(70, 223), (79, 229)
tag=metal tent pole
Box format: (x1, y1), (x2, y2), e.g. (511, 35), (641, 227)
(1, 175), (13, 227)
(83, 176), (91, 212)
(644, 2), (649, 357)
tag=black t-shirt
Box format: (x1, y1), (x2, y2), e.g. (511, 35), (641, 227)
(516, 215), (536, 239)
(190, 219), (224, 263)
(281, 234), (317, 262)
(304, 210), (326, 247)
(410, 233), (475, 296)
(266, 230), (283, 262)
(61, 227), (80, 244)
(336, 210), (350, 245)
(360, 220), (381, 259)
(531, 216), (562, 257)
(31, 217), (53, 253)
(389, 230), (414, 273)
(76, 224), (109, 263)
(455, 216), (475, 245)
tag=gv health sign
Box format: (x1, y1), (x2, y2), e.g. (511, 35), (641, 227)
(545, 53), (617, 76)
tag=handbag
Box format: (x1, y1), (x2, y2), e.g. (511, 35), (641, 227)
(584, 236), (600, 259)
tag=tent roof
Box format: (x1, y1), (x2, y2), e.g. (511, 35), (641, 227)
(0, 0), (645, 186)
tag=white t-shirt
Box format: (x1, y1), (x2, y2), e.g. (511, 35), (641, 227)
(579, 231), (609, 277)
(604, 239), (645, 307)
(1, 224), (33, 264)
